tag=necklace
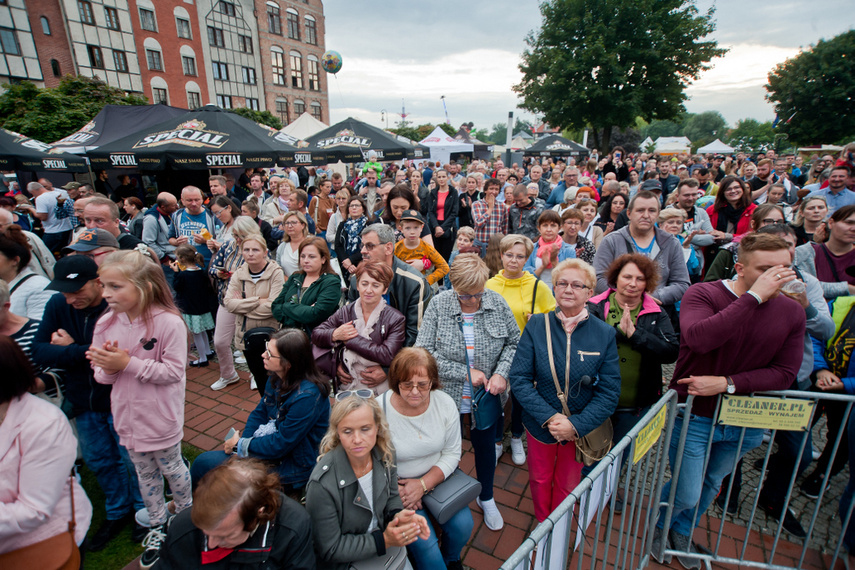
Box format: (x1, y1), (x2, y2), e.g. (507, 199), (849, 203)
(352, 459), (372, 478)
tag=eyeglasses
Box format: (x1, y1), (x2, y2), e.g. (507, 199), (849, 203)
(362, 242), (380, 251)
(502, 252), (527, 262)
(283, 221), (301, 227)
(262, 347), (282, 359)
(457, 291), (484, 302)
(335, 388), (374, 402)
(555, 281), (589, 291)
(212, 209), (226, 218)
(400, 381), (431, 392)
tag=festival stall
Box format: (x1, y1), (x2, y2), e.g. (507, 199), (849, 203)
(419, 126), (474, 165)
(524, 134), (588, 158)
(300, 117), (426, 163)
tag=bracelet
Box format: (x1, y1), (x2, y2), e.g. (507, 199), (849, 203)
(746, 290), (763, 304)
(419, 478), (428, 494)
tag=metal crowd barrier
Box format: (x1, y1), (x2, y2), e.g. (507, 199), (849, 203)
(501, 388), (855, 570)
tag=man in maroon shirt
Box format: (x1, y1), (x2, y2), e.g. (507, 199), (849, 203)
(652, 233), (806, 569)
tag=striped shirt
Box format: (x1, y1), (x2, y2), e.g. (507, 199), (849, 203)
(471, 199), (509, 243)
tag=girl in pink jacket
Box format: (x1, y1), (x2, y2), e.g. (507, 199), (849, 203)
(87, 249), (190, 568)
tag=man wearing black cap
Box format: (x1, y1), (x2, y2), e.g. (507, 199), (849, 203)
(30, 256), (146, 550)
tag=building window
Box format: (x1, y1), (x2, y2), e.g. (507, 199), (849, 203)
(86, 44), (104, 68)
(182, 56), (196, 76)
(207, 26), (225, 48)
(289, 51), (303, 89)
(307, 56), (319, 91)
(294, 99), (305, 115)
(310, 102), (322, 121)
(40, 16), (51, 35)
(286, 9), (300, 40)
(0, 28), (20, 55)
(212, 61), (229, 80)
(267, 5), (281, 35)
(50, 59), (61, 76)
(218, 1), (235, 16)
(271, 50), (285, 85)
(146, 49), (163, 71)
(238, 34), (252, 54)
(176, 17), (191, 39)
(242, 67), (256, 85)
(153, 88), (168, 104)
(216, 94), (232, 109)
(275, 99), (289, 123)
(104, 7), (120, 30)
(187, 91), (201, 109)
(78, 1), (95, 24)
(305, 16), (316, 45)
(139, 8), (157, 32)
(113, 50), (128, 72)
(246, 97), (259, 110)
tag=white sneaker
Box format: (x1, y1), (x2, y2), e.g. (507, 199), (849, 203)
(477, 498), (504, 531)
(210, 375), (240, 391)
(135, 507), (151, 528)
(495, 442), (503, 465)
(234, 356), (247, 364)
(250, 378), (257, 391)
(233, 349), (241, 357)
(510, 437), (526, 465)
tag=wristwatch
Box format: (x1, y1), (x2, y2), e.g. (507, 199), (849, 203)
(725, 376), (736, 395)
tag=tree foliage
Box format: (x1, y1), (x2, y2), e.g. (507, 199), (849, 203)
(643, 117), (686, 140)
(487, 118), (535, 144)
(684, 111), (727, 149)
(726, 119), (775, 152)
(0, 75), (148, 142)
(514, 0), (725, 151)
(766, 30), (855, 145)
(228, 108), (282, 130)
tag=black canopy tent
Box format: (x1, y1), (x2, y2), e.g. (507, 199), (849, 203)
(524, 135), (589, 158)
(87, 105), (321, 170)
(0, 128), (89, 173)
(300, 117), (426, 163)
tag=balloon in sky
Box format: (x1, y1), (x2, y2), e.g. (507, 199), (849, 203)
(322, 51), (343, 75)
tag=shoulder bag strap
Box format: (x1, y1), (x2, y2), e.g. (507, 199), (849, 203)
(68, 471), (76, 533)
(456, 317), (477, 399)
(544, 314), (571, 416)
(819, 244), (843, 282)
(531, 275), (539, 316)
(10, 273), (36, 294)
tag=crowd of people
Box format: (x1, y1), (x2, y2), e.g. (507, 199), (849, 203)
(1, 143), (854, 570)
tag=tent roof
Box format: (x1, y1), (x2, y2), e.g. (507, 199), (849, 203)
(0, 128), (88, 172)
(453, 127), (491, 152)
(419, 126), (474, 152)
(697, 139), (735, 154)
(509, 135), (529, 150)
(301, 117), (425, 162)
(51, 104), (187, 153)
(280, 112), (327, 140)
(524, 134), (588, 156)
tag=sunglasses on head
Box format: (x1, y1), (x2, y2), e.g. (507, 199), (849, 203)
(335, 389), (374, 402)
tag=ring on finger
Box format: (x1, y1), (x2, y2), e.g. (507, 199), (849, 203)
(776, 274), (782, 279)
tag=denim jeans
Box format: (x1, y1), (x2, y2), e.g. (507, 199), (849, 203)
(76, 411), (144, 520)
(464, 414), (499, 501)
(658, 413), (763, 537)
(839, 410), (855, 551)
(407, 506), (473, 568)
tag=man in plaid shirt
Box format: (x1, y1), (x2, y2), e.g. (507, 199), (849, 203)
(472, 178), (509, 255)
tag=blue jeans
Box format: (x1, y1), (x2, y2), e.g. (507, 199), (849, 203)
(190, 450), (230, 489)
(408, 506), (473, 568)
(76, 411), (144, 520)
(658, 414), (763, 536)
(840, 410), (855, 551)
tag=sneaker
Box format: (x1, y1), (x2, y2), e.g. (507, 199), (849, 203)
(668, 530), (701, 570)
(135, 507), (151, 528)
(132, 522), (149, 543)
(510, 437), (526, 465)
(189, 359), (209, 367)
(139, 523), (168, 569)
(211, 375), (240, 391)
(250, 378), (257, 391)
(235, 356), (247, 364)
(714, 490), (739, 516)
(233, 349), (241, 357)
(801, 474), (823, 499)
(650, 526), (671, 564)
(476, 497), (504, 531)
(88, 512), (132, 551)
(759, 499), (807, 539)
(495, 442), (503, 465)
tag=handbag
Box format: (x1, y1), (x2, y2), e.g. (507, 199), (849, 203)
(349, 545), (412, 570)
(456, 318), (501, 430)
(422, 469), (482, 525)
(0, 472), (80, 570)
(544, 313), (613, 466)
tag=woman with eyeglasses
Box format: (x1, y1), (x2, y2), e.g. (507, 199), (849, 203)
(378, 348), (472, 570)
(707, 176), (757, 241)
(415, 254), (519, 531)
(313, 261), (405, 395)
(190, 328), (330, 493)
(325, 188), (352, 252)
(508, 259), (620, 522)
(334, 195), (369, 276)
(559, 209), (597, 264)
(306, 392), (430, 570)
(704, 204), (785, 282)
(207, 196), (240, 254)
(274, 210), (309, 278)
(260, 177), (293, 227)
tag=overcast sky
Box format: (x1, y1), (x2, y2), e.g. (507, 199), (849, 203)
(320, 0), (851, 136)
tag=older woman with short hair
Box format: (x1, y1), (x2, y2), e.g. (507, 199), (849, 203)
(415, 254), (519, 531)
(261, 177), (293, 226)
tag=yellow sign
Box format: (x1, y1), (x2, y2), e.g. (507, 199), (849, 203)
(717, 396), (815, 431)
(633, 406), (667, 464)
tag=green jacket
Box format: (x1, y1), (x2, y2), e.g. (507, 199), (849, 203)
(271, 272), (342, 336)
(305, 445), (402, 569)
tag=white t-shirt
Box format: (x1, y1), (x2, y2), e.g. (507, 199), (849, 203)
(275, 241), (299, 278)
(357, 471), (379, 532)
(35, 190), (72, 233)
(460, 312), (475, 414)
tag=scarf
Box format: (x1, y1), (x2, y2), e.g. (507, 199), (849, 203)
(342, 298), (389, 395)
(536, 237), (561, 269)
(716, 203), (745, 232)
(343, 216), (367, 255)
(554, 307), (588, 334)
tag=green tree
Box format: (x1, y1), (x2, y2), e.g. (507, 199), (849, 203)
(437, 123), (456, 137)
(726, 118), (775, 152)
(643, 118), (685, 140)
(0, 75), (148, 142)
(766, 30), (855, 145)
(514, 0), (725, 151)
(683, 110), (727, 149)
(228, 108), (282, 130)
(489, 118), (536, 145)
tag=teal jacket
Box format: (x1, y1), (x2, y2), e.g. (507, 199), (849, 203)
(271, 272), (342, 336)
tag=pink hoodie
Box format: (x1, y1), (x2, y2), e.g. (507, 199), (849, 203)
(93, 307), (188, 453)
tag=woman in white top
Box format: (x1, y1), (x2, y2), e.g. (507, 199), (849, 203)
(325, 189), (351, 249)
(275, 210), (309, 278)
(207, 196), (239, 254)
(381, 348), (473, 570)
(0, 226), (52, 320)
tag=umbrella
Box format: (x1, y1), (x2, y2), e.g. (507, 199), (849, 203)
(524, 135), (588, 157)
(87, 105), (321, 170)
(300, 117), (424, 163)
(0, 129), (89, 173)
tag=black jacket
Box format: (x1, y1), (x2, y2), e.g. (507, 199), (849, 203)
(426, 186), (459, 235)
(153, 493), (315, 570)
(31, 294), (111, 414)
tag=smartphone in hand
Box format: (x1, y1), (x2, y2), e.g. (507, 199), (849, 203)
(225, 427), (236, 441)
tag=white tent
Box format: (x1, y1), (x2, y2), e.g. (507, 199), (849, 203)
(279, 112), (327, 140)
(697, 139), (735, 154)
(654, 136), (691, 155)
(419, 126), (474, 165)
(509, 135), (529, 150)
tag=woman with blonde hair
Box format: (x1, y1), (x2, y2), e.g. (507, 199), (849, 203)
(792, 196), (829, 245)
(261, 177), (294, 226)
(325, 188), (352, 250)
(274, 210), (309, 278)
(306, 395), (430, 570)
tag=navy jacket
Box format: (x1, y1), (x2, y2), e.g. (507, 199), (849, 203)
(31, 294), (111, 414)
(509, 311), (620, 443)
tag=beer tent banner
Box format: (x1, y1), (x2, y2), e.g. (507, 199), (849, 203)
(0, 129), (89, 173)
(300, 117), (427, 163)
(524, 135), (589, 158)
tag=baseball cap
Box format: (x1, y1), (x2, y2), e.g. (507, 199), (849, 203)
(62, 181), (81, 191)
(47, 256), (99, 292)
(400, 209), (425, 225)
(63, 228), (120, 253)
(639, 179), (663, 193)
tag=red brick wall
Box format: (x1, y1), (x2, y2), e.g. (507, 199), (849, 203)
(25, 0), (76, 88)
